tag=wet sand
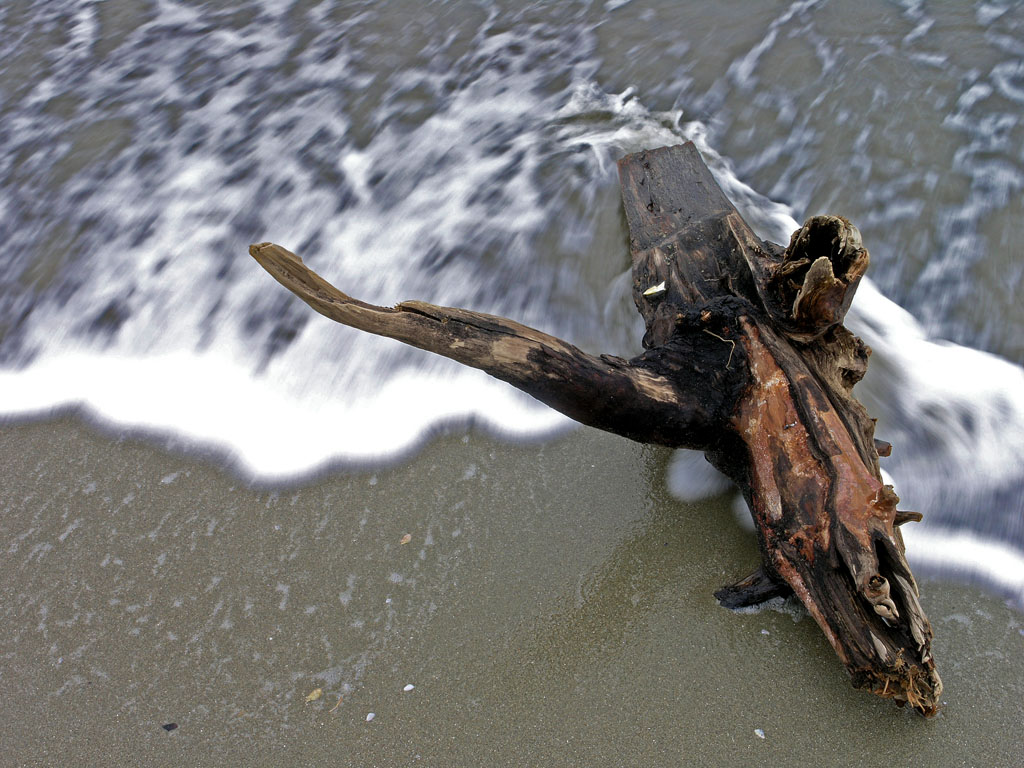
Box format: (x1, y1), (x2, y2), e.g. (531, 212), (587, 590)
(1, 417), (1021, 767)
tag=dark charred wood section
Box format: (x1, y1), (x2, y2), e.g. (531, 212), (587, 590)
(249, 141), (941, 715)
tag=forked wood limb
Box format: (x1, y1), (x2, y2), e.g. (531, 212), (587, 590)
(249, 142), (941, 715)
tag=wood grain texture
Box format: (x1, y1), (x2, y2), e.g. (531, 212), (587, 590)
(618, 143), (938, 714)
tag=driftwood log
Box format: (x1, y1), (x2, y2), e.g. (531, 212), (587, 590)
(249, 142), (941, 715)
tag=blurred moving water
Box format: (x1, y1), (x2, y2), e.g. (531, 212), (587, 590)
(1, 0), (1023, 605)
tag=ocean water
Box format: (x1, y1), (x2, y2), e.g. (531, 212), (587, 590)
(1, 0), (1022, 605)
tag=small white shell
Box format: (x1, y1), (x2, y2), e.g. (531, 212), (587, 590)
(643, 280), (666, 298)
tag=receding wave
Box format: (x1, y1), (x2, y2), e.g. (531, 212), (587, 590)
(1, 0), (1021, 605)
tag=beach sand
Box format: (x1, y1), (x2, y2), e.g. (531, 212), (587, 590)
(1, 417), (1021, 766)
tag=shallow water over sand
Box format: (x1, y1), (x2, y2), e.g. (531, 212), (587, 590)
(1, 419), (1021, 766)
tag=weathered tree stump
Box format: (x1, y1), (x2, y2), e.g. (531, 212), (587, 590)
(249, 142), (941, 715)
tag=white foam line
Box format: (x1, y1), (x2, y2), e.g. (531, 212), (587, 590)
(0, 351), (568, 481)
(902, 524), (1024, 599)
(849, 278), (1024, 486)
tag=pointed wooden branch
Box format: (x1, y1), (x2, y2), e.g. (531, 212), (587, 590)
(249, 141), (941, 715)
(249, 242), (734, 449)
